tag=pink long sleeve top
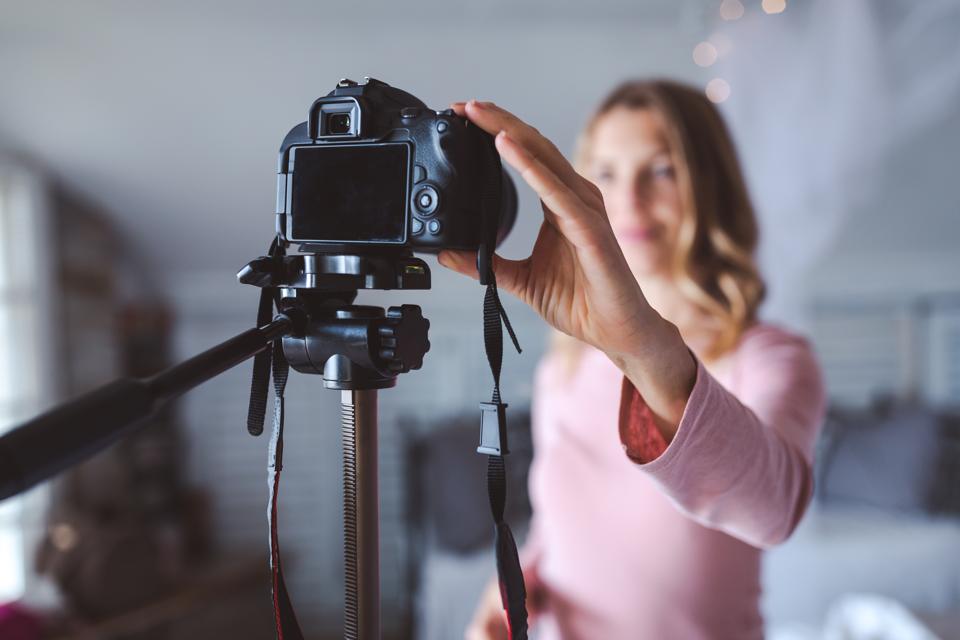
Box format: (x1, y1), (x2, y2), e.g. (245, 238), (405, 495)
(520, 322), (827, 639)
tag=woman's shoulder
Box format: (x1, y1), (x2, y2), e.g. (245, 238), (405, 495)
(737, 321), (814, 352)
(728, 321), (828, 430)
(732, 321), (822, 378)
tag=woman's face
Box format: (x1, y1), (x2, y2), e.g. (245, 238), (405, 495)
(586, 106), (683, 278)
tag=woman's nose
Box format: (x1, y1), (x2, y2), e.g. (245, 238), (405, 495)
(611, 183), (651, 219)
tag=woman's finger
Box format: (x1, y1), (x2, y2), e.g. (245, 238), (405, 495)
(449, 101), (601, 209)
(460, 101), (603, 208)
(437, 249), (479, 280)
(437, 249), (526, 299)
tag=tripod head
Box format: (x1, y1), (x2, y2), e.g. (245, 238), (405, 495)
(238, 249), (432, 390)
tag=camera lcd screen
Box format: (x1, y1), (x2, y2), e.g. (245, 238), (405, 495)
(289, 143), (409, 243)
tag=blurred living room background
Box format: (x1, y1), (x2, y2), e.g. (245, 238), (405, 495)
(1, 0), (960, 638)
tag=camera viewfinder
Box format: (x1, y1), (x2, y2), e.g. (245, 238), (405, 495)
(328, 113), (352, 135)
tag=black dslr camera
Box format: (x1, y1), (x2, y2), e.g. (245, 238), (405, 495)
(275, 77), (517, 253)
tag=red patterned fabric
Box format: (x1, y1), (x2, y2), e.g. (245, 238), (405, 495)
(617, 375), (670, 463)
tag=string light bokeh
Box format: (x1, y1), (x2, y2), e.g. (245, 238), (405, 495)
(762, 0), (787, 15)
(719, 0), (745, 21)
(705, 78), (732, 103)
(693, 42), (719, 68)
(697, 1), (789, 105)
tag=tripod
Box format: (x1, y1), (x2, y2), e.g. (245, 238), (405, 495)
(0, 249), (432, 640)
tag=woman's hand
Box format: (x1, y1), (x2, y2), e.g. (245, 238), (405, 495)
(440, 100), (658, 361)
(439, 101), (696, 435)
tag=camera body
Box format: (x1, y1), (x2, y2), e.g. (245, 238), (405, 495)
(275, 77), (516, 253)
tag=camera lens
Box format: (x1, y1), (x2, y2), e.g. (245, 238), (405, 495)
(497, 169), (518, 246)
(328, 113), (352, 135)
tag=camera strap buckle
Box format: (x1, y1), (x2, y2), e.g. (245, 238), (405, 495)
(478, 401), (509, 456)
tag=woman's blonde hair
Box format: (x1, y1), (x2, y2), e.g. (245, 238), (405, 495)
(552, 79), (766, 371)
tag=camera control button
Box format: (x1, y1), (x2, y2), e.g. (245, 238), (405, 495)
(427, 219), (442, 235)
(413, 164), (427, 183)
(401, 107), (421, 120)
(413, 186), (439, 215)
(436, 109), (455, 116)
(412, 218), (425, 236)
(436, 121), (449, 133)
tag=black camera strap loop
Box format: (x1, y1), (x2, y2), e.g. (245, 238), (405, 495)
(246, 286), (275, 436)
(247, 237), (285, 436)
(245, 238), (304, 640)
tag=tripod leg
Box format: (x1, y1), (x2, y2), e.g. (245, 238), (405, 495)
(341, 389), (380, 640)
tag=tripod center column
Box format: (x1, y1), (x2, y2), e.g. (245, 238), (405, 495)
(341, 388), (380, 640)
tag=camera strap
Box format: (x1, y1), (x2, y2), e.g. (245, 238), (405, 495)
(476, 131), (528, 640)
(246, 239), (306, 640)
(479, 279), (527, 639)
(247, 237), (283, 436)
(266, 339), (303, 640)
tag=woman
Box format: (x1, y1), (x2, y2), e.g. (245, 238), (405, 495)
(439, 80), (826, 639)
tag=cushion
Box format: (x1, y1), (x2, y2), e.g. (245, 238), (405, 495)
(815, 399), (942, 513)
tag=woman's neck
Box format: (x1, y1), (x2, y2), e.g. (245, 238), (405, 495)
(636, 273), (690, 327)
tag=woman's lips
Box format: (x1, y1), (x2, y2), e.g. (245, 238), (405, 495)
(616, 227), (659, 243)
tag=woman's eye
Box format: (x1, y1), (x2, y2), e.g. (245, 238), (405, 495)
(593, 170), (614, 183)
(651, 164), (675, 179)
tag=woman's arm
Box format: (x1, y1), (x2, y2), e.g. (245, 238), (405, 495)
(620, 327), (827, 548)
